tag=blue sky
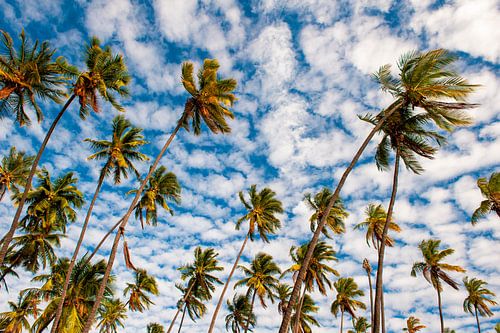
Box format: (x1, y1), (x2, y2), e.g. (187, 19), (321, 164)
(0, 0), (499, 332)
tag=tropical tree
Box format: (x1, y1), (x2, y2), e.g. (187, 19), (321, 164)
(304, 188), (348, 238)
(0, 293), (41, 333)
(225, 294), (255, 333)
(0, 147), (34, 202)
(331, 277), (366, 333)
(235, 252), (281, 333)
(348, 317), (370, 333)
(471, 172), (500, 223)
(411, 239), (466, 333)
(174, 284), (207, 333)
(290, 294), (320, 333)
(82, 58), (237, 333)
(147, 323), (165, 333)
(96, 298), (127, 333)
(124, 268), (159, 312)
(280, 49), (477, 333)
(463, 276), (497, 333)
(0, 36), (130, 274)
(276, 283), (292, 317)
(362, 259), (374, 327)
(209, 185), (283, 332)
(355, 204), (401, 249)
(403, 316), (425, 332)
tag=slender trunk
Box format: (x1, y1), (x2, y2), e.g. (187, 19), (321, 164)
(208, 232), (250, 333)
(0, 94), (76, 267)
(167, 282), (195, 333)
(340, 310), (344, 333)
(0, 184), (6, 202)
(50, 163), (109, 333)
(437, 287), (444, 333)
(279, 100), (403, 333)
(366, 270), (374, 331)
(167, 308), (182, 333)
(244, 289), (256, 333)
(177, 303), (188, 333)
(293, 288), (306, 333)
(373, 151), (400, 333)
(381, 287), (386, 333)
(475, 305), (481, 333)
(86, 218), (122, 263)
(81, 123), (182, 333)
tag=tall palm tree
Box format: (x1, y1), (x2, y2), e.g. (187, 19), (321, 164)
(471, 172), (500, 223)
(124, 268), (159, 312)
(403, 316), (425, 333)
(290, 294), (320, 333)
(82, 59), (237, 333)
(147, 323), (165, 333)
(280, 49), (477, 333)
(276, 283), (292, 317)
(463, 276), (497, 333)
(225, 294), (255, 333)
(52, 116), (148, 332)
(167, 247), (223, 333)
(355, 204), (401, 249)
(209, 185), (283, 332)
(0, 293), (41, 333)
(235, 252), (281, 333)
(304, 188), (348, 238)
(411, 239), (466, 333)
(331, 277), (366, 333)
(0, 147), (34, 202)
(348, 317), (370, 333)
(362, 259), (374, 327)
(96, 298), (127, 333)
(0, 36), (130, 271)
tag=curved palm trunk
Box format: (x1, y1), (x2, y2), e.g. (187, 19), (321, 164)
(381, 289), (386, 333)
(373, 151), (400, 333)
(244, 289), (256, 333)
(81, 123), (182, 333)
(437, 287), (444, 333)
(177, 303), (188, 333)
(167, 282), (195, 333)
(167, 308), (182, 333)
(208, 232), (250, 333)
(475, 305), (481, 333)
(366, 270), (374, 331)
(0, 94), (76, 267)
(86, 218), (122, 263)
(293, 288), (306, 333)
(340, 310), (344, 333)
(279, 100), (403, 333)
(50, 163), (109, 333)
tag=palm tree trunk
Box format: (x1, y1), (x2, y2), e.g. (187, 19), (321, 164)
(167, 282), (195, 333)
(293, 288), (306, 333)
(81, 122), (182, 333)
(475, 305), (481, 333)
(381, 288), (386, 333)
(279, 100), (403, 333)
(0, 184), (6, 202)
(366, 270), (374, 331)
(373, 150), (400, 333)
(244, 289), (256, 333)
(0, 94), (76, 268)
(437, 287), (444, 333)
(208, 232), (250, 333)
(167, 308), (182, 333)
(50, 163), (109, 333)
(340, 310), (344, 333)
(86, 218), (123, 263)
(177, 303), (188, 333)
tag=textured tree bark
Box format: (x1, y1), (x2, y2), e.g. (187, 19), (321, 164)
(437, 287), (444, 333)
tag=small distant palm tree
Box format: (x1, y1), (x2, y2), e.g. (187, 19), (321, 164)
(124, 269), (159, 312)
(0, 293), (41, 333)
(331, 277), (366, 333)
(147, 323), (165, 333)
(174, 284), (207, 333)
(96, 298), (127, 333)
(225, 294), (255, 333)
(348, 317), (370, 333)
(0, 147), (34, 202)
(304, 188), (348, 238)
(276, 283), (292, 317)
(463, 276), (497, 333)
(411, 239), (466, 333)
(403, 316), (425, 332)
(471, 172), (500, 224)
(290, 294), (320, 333)
(235, 253), (281, 333)
(355, 204), (401, 249)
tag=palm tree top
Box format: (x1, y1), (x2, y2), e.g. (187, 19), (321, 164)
(331, 277), (366, 319)
(471, 172), (500, 224)
(355, 203), (401, 249)
(304, 187), (348, 238)
(463, 276), (497, 317)
(403, 316), (426, 332)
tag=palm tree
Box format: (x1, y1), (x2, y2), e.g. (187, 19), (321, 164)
(124, 268), (159, 312)
(174, 284), (208, 333)
(235, 252), (281, 333)
(0, 30), (66, 125)
(282, 241), (339, 333)
(362, 259), (374, 327)
(147, 323), (165, 333)
(403, 316), (425, 332)
(225, 294), (255, 333)
(276, 283), (292, 317)
(290, 294), (320, 333)
(167, 247), (223, 333)
(0, 36), (130, 272)
(471, 172), (500, 223)
(209, 185), (283, 332)
(52, 116), (148, 332)
(0, 147), (34, 202)
(463, 276), (497, 333)
(83, 59), (237, 333)
(304, 188), (348, 238)
(0, 293), (41, 333)
(96, 298), (127, 333)
(331, 277), (366, 333)
(411, 239), (466, 333)
(280, 49), (478, 333)
(348, 317), (370, 333)
(355, 204), (401, 249)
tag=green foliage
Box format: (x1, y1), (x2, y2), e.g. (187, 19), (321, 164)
(354, 203), (401, 249)
(463, 276), (497, 317)
(471, 172), (500, 224)
(124, 268), (159, 312)
(96, 298), (127, 333)
(291, 294), (320, 333)
(330, 277), (366, 319)
(0, 292), (41, 333)
(225, 294), (255, 333)
(147, 323), (165, 333)
(0, 147), (35, 201)
(403, 316), (426, 332)
(304, 187), (348, 238)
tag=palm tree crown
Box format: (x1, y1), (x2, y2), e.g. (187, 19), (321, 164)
(0, 147), (34, 201)
(147, 323), (165, 333)
(96, 298), (127, 333)
(124, 268), (159, 312)
(355, 203), (401, 248)
(331, 277), (366, 319)
(304, 188), (348, 238)
(225, 293), (255, 333)
(0, 293), (41, 333)
(471, 172), (500, 224)
(403, 316), (426, 332)
(463, 276), (497, 317)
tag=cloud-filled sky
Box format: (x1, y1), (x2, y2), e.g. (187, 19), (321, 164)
(0, 0), (499, 332)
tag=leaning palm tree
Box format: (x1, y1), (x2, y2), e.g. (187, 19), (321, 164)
(348, 317), (370, 333)
(280, 49), (477, 333)
(411, 239), (466, 333)
(209, 185), (283, 332)
(355, 204), (401, 249)
(290, 294), (320, 333)
(0, 36), (130, 273)
(0, 147), (34, 202)
(225, 294), (255, 333)
(124, 268), (159, 312)
(96, 298), (127, 333)
(147, 323), (165, 333)
(82, 59), (237, 333)
(331, 277), (366, 333)
(403, 316), (425, 333)
(235, 253), (281, 333)
(463, 276), (497, 333)
(0, 293), (41, 333)
(304, 188), (348, 238)
(52, 116), (148, 332)
(471, 172), (500, 224)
